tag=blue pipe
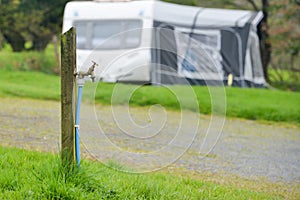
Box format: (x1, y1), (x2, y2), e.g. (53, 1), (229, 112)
(75, 85), (83, 167)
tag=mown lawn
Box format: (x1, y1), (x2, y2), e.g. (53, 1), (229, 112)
(0, 146), (283, 199)
(0, 69), (299, 125)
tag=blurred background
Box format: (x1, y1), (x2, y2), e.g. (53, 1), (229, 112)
(0, 0), (299, 90)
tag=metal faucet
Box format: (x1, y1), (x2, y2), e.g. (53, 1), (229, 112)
(75, 61), (98, 82)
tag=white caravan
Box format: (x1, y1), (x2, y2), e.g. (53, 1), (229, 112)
(63, 0), (265, 87)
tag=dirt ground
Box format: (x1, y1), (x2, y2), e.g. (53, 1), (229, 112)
(0, 97), (299, 185)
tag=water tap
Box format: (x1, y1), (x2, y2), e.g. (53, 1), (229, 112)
(75, 61), (99, 82)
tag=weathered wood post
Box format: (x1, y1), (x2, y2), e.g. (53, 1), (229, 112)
(61, 27), (76, 165)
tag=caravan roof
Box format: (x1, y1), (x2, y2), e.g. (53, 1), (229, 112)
(153, 2), (263, 28)
(64, 1), (263, 29)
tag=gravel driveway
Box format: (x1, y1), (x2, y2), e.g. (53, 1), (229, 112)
(0, 97), (299, 184)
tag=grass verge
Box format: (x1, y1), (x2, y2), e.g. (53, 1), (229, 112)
(0, 69), (60, 101)
(0, 69), (300, 125)
(0, 146), (286, 199)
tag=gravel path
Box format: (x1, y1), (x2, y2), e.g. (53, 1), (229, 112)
(0, 97), (299, 183)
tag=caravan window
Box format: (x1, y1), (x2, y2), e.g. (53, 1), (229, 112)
(92, 21), (123, 49)
(73, 20), (142, 50)
(191, 33), (219, 50)
(124, 21), (143, 48)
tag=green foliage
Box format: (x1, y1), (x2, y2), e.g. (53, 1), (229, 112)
(0, 146), (282, 199)
(0, 44), (60, 74)
(0, 2), (26, 51)
(267, 0), (300, 77)
(0, 0), (68, 51)
(268, 69), (300, 92)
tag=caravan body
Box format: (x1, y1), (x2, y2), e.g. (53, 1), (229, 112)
(63, 0), (265, 87)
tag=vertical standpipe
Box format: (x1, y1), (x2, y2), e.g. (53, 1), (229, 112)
(75, 79), (84, 167)
(74, 61), (98, 167)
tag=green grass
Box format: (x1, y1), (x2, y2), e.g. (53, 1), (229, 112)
(92, 82), (300, 124)
(0, 68), (300, 125)
(0, 146), (283, 199)
(0, 69), (60, 101)
(225, 87), (300, 123)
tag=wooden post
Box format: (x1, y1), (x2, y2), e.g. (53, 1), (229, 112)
(61, 27), (76, 165)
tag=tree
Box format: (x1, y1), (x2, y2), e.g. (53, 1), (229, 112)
(258, 0), (271, 82)
(0, 1), (26, 51)
(0, 0), (69, 52)
(267, 0), (300, 87)
(20, 0), (70, 51)
(269, 0), (300, 69)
